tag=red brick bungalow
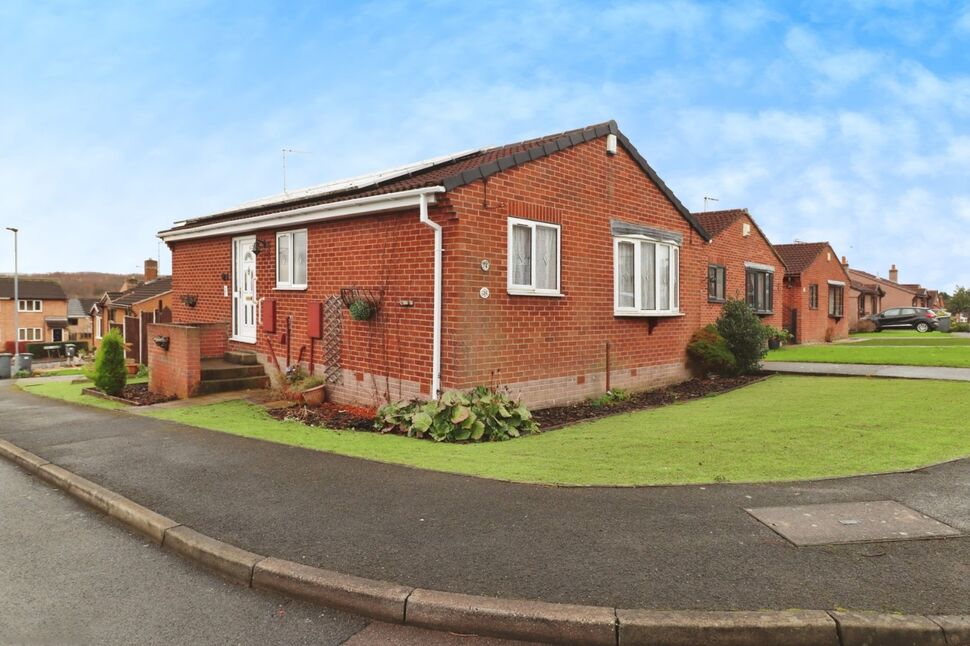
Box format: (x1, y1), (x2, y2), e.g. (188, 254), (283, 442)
(773, 242), (851, 343)
(692, 208), (786, 330)
(156, 121), (713, 408)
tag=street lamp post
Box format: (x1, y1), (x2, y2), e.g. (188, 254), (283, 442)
(5, 227), (18, 372)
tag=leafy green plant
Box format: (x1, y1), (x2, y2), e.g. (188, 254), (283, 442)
(687, 325), (737, 376)
(716, 299), (769, 374)
(349, 300), (373, 321)
(374, 386), (539, 442)
(14, 369), (32, 378)
(952, 322), (970, 333)
(136, 364), (149, 379)
(591, 388), (630, 407)
(763, 326), (791, 343)
(92, 329), (127, 396)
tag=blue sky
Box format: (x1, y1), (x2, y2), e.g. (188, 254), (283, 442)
(1, 1), (968, 291)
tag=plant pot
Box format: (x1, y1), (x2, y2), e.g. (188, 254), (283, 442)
(767, 338), (781, 350)
(126, 363), (139, 375)
(302, 384), (326, 406)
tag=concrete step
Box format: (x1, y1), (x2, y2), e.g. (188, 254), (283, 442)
(196, 375), (269, 396)
(224, 350), (258, 365)
(201, 362), (266, 381)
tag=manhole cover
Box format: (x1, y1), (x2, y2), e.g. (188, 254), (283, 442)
(745, 500), (961, 546)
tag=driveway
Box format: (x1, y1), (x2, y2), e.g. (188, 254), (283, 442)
(2, 381), (969, 614)
(763, 361), (970, 381)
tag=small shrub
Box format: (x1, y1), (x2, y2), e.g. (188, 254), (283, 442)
(14, 369), (32, 378)
(136, 364), (149, 379)
(349, 300), (373, 321)
(375, 386), (539, 442)
(93, 329), (127, 396)
(854, 319), (877, 333)
(687, 325), (737, 375)
(952, 322), (970, 333)
(716, 299), (769, 374)
(591, 388), (630, 407)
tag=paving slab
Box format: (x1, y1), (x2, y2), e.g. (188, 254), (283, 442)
(746, 500), (962, 546)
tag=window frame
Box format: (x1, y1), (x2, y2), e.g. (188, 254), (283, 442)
(613, 235), (681, 317)
(18, 327), (43, 342)
(744, 268), (774, 314)
(506, 217), (562, 297)
(808, 284), (819, 310)
(828, 283), (845, 318)
(707, 264), (726, 303)
(18, 299), (42, 312)
(275, 229), (308, 290)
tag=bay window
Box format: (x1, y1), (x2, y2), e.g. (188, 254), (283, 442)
(613, 236), (680, 316)
(276, 229), (308, 289)
(744, 264), (774, 314)
(507, 217), (561, 296)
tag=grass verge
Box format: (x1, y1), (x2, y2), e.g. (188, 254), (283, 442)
(21, 375), (970, 486)
(765, 344), (970, 368)
(18, 377), (150, 411)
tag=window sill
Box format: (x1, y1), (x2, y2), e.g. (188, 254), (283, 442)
(614, 310), (684, 318)
(755, 310), (774, 316)
(274, 286), (308, 292)
(507, 289), (564, 298)
(708, 298), (726, 304)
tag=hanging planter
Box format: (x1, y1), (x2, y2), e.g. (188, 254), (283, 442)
(349, 299), (374, 321)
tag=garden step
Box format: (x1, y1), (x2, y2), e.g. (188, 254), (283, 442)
(224, 350), (258, 365)
(196, 375), (269, 396)
(201, 359), (266, 381)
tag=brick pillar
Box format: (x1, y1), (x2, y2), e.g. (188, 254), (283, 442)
(147, 323), (202, 399)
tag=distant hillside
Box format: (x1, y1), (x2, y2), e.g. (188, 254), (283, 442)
(5, 272), (139, 298)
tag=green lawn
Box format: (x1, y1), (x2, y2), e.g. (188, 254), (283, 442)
(22, 375), (970, 486)
(765, 344), (970, 367)
(19, 377), (150, 411)
(34, 367), (87, 377)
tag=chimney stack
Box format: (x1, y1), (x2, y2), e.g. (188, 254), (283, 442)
(889, 264), (898, 283)
(841, 256), (848, 267)
(145, 258), (158, 282)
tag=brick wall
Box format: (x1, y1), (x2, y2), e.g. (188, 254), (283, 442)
(147, 323), (203, 399)
(699, 213), (784, 330)
(437, 137), (707, 406)
(782, 245), (851, 343)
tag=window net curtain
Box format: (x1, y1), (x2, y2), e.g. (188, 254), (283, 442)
(512, 225), (532, 286)
(536, 226), (557, 290)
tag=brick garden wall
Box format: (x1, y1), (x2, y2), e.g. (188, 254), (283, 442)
(699, 213), (784, 330)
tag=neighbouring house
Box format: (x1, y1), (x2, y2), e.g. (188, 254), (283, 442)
(156, 120), (714, 407)
(841, 261), (886, 331)
(91, 260), (173, 364)
(843, 262), (940, 327)
(773, 242), (851, 343)
(692, 208), (786, 330)
(67, 297), (98, 343)
(0, 277), (69, 352)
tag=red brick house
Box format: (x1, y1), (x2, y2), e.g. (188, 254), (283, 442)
(692, 209), (786, 330)
(157, 121), (714, 408)
(773, 242), (851, 343)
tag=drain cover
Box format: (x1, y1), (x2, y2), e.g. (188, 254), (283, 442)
(746, 500), (961, 546)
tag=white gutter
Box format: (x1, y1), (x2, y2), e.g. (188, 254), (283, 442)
(158, 186), (446, 242)
(419, 192), (442, 400)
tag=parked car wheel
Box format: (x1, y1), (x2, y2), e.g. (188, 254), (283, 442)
(916, 321), (931, 333)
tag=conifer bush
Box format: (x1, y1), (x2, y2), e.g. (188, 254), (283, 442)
(93, 329), (127, 396)
(715, 298), (769, 374)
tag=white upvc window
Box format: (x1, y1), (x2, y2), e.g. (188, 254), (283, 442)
(276, 229), (308, 289)
(507, 217), (561, 296)
(18, 300), (42, 312)
(613, 235), (680, 316)
(18, 328), (43, 341)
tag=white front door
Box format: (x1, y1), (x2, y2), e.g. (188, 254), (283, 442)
(233, 236), (258, 343)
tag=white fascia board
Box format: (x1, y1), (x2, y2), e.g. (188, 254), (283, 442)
(744, 261), (776, 272)
(158, 187), (445, 242)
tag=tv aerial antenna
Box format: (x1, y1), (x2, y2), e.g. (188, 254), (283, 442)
(703, 196), (719, 212)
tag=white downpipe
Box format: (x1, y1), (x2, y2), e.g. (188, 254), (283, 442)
(419, 193), (442, 400)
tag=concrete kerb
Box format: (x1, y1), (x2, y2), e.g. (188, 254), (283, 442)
(3, 439), (970, 646)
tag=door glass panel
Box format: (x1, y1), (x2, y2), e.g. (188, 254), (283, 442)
(294, 231), (308, 286)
